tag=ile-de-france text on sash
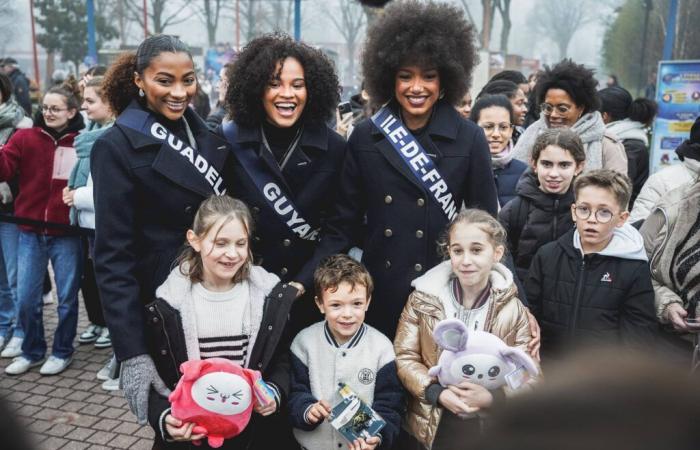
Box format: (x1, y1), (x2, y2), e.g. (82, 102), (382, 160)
(149, 122), (226, 195)
(371, 107), (458, 220)
(221, 121), (318, 241)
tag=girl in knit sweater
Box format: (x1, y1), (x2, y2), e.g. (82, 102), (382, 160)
(146, 195), (297, 449)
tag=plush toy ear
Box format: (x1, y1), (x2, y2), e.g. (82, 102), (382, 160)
(432, 319), (469, 352)
(180, 360), (213, 381)
(500, 347), (539, 377)
(427, 365), (441, 378)
(242, 368), (261, 386)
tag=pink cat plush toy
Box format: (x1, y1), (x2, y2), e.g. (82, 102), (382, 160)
(169, 358), (262, 448)
(428, 319), (539, 391)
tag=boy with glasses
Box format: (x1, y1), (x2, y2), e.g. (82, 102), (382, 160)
(525, 169), (656, 360)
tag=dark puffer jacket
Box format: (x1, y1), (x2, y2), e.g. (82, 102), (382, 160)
(622, 138), (649, 209)
(525, 228), (657, 358)
(498, 170), (575, 283)
(493, 158), (528, 207)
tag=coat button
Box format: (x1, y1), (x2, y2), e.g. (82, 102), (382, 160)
(268, 325), (273, 331)
(152, 317), (159, 323)
(280, 267), (288, 276)
(384, 195), (393, 204)
(161, 349), (167, 355)
(414, 264), (423, 272)
(252, 206), (260, 213)
(258, 363), (263, 368)
(254, 236), (261, 242)
(385, 260), (391, 269)
(148, 306), (155, 312)
(384, 228), (393, 237)
(184, 205), (193, 214)
(282, 239), (291, 247)
(342, 352), (346, 357)
(416, 230), (424, 238)
(417, 198), (425, 207)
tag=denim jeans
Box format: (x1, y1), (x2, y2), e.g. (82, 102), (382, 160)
(0, 221), (20, 339)
(18, 231), (83, 361)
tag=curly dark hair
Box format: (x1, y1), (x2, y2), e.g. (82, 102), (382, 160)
(102, 35), (193, 114)
(225, 33), (339, 128)
(535, 59), (600, 115)
(362, 0), (478, 108)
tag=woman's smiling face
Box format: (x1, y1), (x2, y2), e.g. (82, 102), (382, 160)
(262, 57), (307, 128)
(394, 65), (440, 130)
(134, 51), (197, 121)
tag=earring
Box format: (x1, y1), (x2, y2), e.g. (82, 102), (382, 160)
(139, 88), (145, 97)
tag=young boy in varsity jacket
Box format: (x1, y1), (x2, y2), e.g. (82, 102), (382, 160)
(289, 255), (404, 450)
(526, 170), (657, 360)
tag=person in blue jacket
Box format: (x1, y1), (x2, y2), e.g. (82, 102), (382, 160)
(470, 94), (527, 208)
(296, 1), (540, 352)
(219, 33), (346, 333)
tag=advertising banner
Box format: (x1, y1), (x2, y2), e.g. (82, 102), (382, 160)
(650, 60), (700, 173)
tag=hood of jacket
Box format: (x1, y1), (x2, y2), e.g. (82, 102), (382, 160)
(571, 222), (648, 261)
(411, 260), (517, 309)
(33, 107), (85, 140)
(605, 119), (649, 145)
(515, 168), (575, 211)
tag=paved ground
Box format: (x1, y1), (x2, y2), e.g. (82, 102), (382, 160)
(0, 290), (155, 450)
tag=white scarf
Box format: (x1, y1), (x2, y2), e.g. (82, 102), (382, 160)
(491, 141), (515, 169)
(513, 111), (606, 169)
(605, 119), (649, 146)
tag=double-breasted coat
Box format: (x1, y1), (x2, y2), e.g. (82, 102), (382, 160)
(91, 101), (235, 361)
(300, 99), (499, 338)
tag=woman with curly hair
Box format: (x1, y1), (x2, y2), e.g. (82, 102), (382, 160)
(219, 33), (345, 334)
(89, 35), (248, 434)
(512, 59), (627, 174)
(301, 0), (541, 353)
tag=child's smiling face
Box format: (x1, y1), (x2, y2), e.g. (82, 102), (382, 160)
(187, 217), (249, 291)
(448, 223), (504, 292)
(316, 282), (370, 345)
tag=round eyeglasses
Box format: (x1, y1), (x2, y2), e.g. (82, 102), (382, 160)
(573, 205), (615, 223)
(540, 103), (572, 116)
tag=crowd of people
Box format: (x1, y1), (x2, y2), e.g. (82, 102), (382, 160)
(0, 0), (698, 449)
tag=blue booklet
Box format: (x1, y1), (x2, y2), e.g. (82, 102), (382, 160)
(329, 383), (386, 443)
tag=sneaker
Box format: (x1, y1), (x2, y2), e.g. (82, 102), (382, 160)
(5, 356), (45, 375)
(39, 355), (72, 375)
(101, 377), (120, 391)
(78, 324), (102, 344)
(1, 337), (23, 358)
(42, 292), (54, 305)
(96, 357), (116, 381)
(94, 328), (111, 349)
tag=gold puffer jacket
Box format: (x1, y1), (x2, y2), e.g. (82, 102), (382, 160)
(394, 261), (537, 449)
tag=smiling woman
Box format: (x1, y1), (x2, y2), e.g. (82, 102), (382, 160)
(89, 35), (238, 439)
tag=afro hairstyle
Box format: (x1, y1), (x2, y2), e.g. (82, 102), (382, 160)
(362, 0), (478, 108)
(535, 59), (600, 115)
(225, 33), (339, 128)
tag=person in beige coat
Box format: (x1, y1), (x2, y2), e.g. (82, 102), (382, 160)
(394, 209), (539, 450)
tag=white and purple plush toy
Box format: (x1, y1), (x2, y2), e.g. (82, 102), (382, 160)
(428, 319), (539, 390)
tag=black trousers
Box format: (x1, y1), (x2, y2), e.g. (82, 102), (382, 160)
(81, 235), (105, 327)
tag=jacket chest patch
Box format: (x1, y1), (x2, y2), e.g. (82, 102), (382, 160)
(357, 368), (375, 385)
(600, 272), (613, 283)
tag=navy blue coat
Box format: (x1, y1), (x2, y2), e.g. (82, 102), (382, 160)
(299, 99), (499, 338)
(219, 121), (346, 288)
(91, 102), (235, 362)
(493, 158), (527, 207)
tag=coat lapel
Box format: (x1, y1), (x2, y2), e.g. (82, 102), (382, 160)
(150, 141), (215, 198)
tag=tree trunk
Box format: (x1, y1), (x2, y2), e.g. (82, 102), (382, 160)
(45, 51), (55, 89)
(558, 38), (569, 60)
(499, 0), (511, 54)
(481, 0), (492, 50)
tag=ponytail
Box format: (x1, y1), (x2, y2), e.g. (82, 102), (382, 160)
(102, 52), (139, 115)
(628, 98), (657, 127)
(45, 74), (81, 110)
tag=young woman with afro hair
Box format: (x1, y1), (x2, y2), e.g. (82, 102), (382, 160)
(512, 59), (628, 174)
(218, 33), (346, 336)
(301, 0), (540, 378)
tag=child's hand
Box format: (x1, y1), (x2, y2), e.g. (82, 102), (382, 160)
(348, 436), (380, 450)
(437, 388), (476, 415)
(164, 414), (206, 442)
(449, 382), (494, 410)
(62, 187), (75, 207)
(305, 399), (331, 424)
(254, 400), (277, 416)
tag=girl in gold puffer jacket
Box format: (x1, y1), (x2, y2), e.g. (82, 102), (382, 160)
(394, 209), (540, 450)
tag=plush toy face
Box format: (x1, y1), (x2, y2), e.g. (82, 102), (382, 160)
(450, 353), (509, 390)
(191, 372), (253, 416)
